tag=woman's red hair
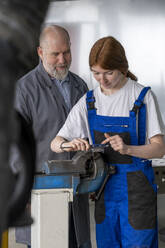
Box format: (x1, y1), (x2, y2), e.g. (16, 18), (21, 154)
(89, 36), (137, 81)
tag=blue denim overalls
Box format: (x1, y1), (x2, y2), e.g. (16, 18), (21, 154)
(86, 87), (158, 248)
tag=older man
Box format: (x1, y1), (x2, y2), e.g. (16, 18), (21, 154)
(13, 25), (91, 248)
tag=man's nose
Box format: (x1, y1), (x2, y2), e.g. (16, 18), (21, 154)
(58, 53), (65, 64)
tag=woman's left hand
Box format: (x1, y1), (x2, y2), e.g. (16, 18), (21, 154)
(101, 133), (128, 155)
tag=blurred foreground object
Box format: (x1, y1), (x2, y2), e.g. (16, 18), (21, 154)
(0, 0), (50, 245)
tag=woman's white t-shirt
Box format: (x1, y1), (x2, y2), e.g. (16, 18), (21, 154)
(57, 79), (165, 144)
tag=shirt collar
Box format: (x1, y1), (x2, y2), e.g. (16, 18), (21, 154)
(51, 74), (70, 84)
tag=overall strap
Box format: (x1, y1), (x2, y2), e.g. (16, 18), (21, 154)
(86, 90), (96, 111)
(131, 87), (151, 145)
(86, 90), (97, 143)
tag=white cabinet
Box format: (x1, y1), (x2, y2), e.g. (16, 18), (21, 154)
(31, 188), (73, 248)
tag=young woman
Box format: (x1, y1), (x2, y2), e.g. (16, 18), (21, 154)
(51, 36), (165, 248)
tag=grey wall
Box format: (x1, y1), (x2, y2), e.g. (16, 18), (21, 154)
(45, 0), (165, 123)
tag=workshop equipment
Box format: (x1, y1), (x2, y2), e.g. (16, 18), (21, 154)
(31, 146), (116, 248)
(33, 145), (116, 196)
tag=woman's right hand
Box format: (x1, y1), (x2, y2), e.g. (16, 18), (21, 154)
(61, 138), (90, 152)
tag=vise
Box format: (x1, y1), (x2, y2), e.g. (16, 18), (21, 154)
(31, 146), (115, 248)
(33, 145), (116, 198)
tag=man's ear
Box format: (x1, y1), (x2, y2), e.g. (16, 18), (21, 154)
(37, 46), (43, 60)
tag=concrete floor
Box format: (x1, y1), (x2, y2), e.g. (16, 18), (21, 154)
(8, 198), (165, 248)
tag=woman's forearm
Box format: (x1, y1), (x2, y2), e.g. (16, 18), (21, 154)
(126, 142), (165, 159)
(102, 133), (165, 159)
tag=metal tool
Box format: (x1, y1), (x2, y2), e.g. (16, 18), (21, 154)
(60, 143), (109, 153)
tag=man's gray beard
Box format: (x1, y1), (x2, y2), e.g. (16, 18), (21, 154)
(51, 67), (69, 80)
